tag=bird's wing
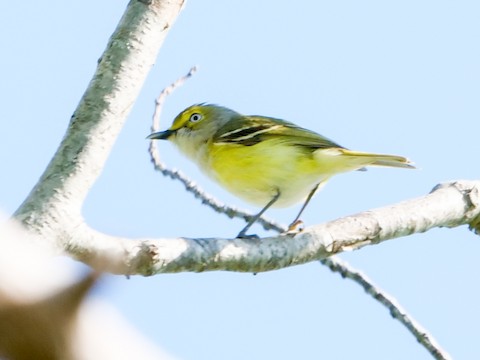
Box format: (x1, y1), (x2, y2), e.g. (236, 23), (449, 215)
(213, 115), (343, 149)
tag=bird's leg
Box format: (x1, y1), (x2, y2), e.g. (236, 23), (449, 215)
(236, 190), (281, 238)
(287, 183), (320, 232)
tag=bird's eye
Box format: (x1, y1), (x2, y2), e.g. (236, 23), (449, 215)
(189, 113), (202, 123)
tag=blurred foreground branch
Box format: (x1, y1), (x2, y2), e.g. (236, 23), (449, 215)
(0, 218), (175, 360)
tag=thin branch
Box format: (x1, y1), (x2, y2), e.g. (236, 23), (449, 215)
(150, 65), (198, 134)
(147, 69), (284, 233)
(321, 257), (452, 360)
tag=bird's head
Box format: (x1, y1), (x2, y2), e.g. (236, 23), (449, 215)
(147, 104), (238, 143)
(147, 104), (242, 162)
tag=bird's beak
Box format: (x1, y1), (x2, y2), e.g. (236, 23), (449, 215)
(146, 129), (176, 140)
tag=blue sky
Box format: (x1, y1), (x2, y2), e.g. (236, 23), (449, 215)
(1, 1), (480, 359)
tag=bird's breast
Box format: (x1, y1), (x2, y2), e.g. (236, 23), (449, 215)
(206, 140), (328, 207)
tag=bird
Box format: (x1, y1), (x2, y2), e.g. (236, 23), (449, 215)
(147, 104), (414, 238)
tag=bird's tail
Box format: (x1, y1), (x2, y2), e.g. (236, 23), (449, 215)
(339, 149), (415, 169)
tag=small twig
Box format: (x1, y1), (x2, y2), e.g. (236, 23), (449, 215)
(147, 67), (284, 233)
(321, 257), (452, 360)
(150, 66), (198, 134)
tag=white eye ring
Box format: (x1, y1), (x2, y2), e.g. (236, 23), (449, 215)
(189, 113), (202, 123)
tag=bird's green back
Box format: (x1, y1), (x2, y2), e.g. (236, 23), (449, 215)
(213, 115), (343, 151)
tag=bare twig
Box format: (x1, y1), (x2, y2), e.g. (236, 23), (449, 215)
(321, 256), (452, 360)
(150, 66), (198, 134)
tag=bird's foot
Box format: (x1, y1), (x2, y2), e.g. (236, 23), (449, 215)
(284, 220), (305, 236)
(236, 232), (260, 239)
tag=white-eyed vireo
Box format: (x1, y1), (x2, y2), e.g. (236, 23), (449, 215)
(148, 104), (414, 238)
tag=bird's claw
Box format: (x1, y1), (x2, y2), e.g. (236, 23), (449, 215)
(285, 220), (304, 236)
(236, 233), (260, 239)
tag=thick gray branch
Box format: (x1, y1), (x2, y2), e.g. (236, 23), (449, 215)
(14, 0), (185, 244)
(63, 180), (479, 275)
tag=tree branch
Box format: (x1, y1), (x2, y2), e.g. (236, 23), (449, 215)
(14, 0), (185, 242)
(61, 180), (479, 275)
(321, 257), (452, 360)
(13, 2), (479, 278)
